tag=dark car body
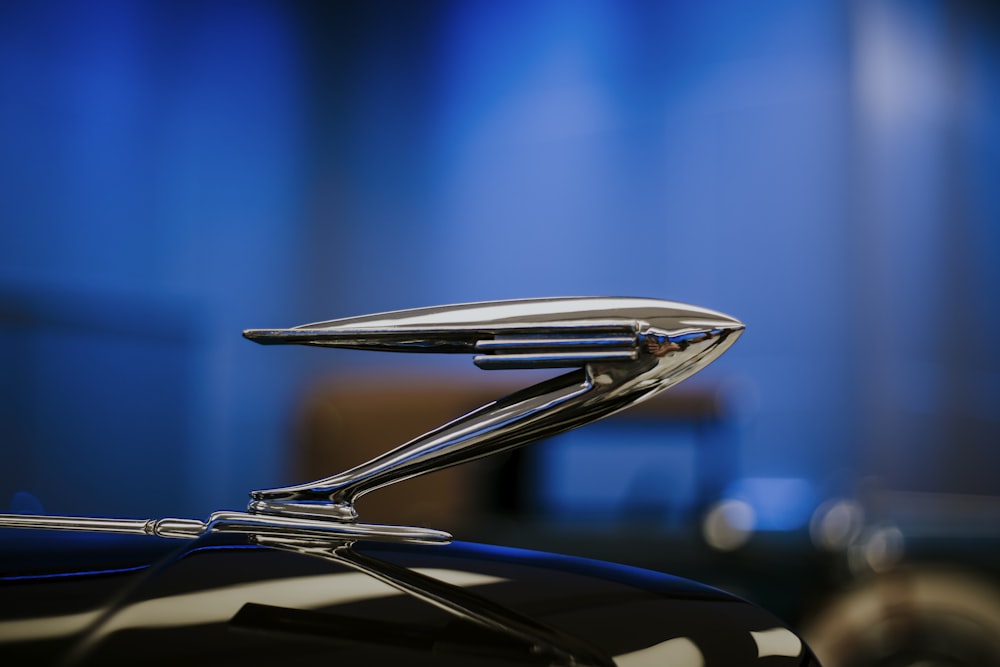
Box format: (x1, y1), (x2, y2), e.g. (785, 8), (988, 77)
(1, 528), (818, 666)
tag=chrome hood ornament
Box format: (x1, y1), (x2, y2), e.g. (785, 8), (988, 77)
(0, 297), (743, 544)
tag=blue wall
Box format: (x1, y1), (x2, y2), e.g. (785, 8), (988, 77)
(1, 0), (998, 524)
(0, 1), (308, 516)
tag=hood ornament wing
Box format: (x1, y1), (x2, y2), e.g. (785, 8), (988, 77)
(0, 297), (743, 544)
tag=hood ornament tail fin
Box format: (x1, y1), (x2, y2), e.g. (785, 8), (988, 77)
(244, 297), (744, 530)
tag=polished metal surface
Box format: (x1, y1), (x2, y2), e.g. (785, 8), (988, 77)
(245, 297), (744, 524)
(0, 296), (742, 542)
(257, 536), (617, 667)
(0, 532), (819, 666)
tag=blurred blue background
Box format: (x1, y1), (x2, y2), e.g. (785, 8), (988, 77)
(1, 0), (998, 536)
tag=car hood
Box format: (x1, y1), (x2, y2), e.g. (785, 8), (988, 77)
(0, 529), (818, 666)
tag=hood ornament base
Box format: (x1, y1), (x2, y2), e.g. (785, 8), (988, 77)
(0, 297), (742, 545)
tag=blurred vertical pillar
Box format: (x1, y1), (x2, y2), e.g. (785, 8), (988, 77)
(849, 0), (1000, 493)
